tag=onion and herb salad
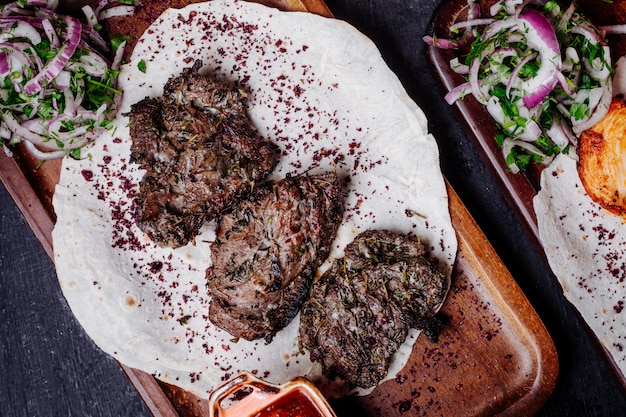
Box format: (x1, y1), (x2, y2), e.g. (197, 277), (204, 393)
(0, 0), (136, 161)
(425, 0), (612, 173)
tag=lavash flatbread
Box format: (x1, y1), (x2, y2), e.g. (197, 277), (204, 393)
(534, 154), (626, 377)
(52, 0), (457, 397)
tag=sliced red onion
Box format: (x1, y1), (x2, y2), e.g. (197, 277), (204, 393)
(93, 104), (107, 121)
(23, 45), (68, 94)
(94, 0), (114, 15)
(491, 47), (517, 67)
(112, 40), (126, 71)
(572, 78), (612, 134)
(23, 0), (56, 8)
(423, 0), (482, 51)
(467, 0), (480, 20)
(32, 6), (57, 21)
(555, 71), (575, 96)
(571, 86), (601, 118)
(546, 115), (571, 149)
(41, 16), (59, 48)
(501, 138), (522, 174)
(81, 5), (98, 28)
(0, 42), (37, 92)
(504, 32), (525, 44)
(486, 94), (542, 142)
(545, 116), (578, 151)
(560, 118), (578, 147)
(516, 141), (554, 166)
(571, 23), (604, 45)
(62, 88), (76, 116)
(481, 18), (519, 39)
(485, 96), (507, 126)
(48, 110), (107, 136)
(501, 137), (553, 174)
(423, 35), (464, 50)
(48, 118), (92, 141)
(23, 15), (81, 95)
(450, 18), (494, 32)
(97, 5), (135, 20)
(582, 45), (611, 80)
(522, 79), (557, 109)
(0, 16), (41, 25)
(444, 81), (471, 104)
(1, 101), (33, 113)
(0, 42), (36, 69)
(518, 10), (562, 108)
(81, 24), (109, 51)
(600, 24), (626, 35)
(0, 51), (9, 76)
(506, 52), (536, 98)
(519, 119), (543, 142)
(0, 0), (132, 160)
(67, 50), (108, 77)
(449, 57), (469, 75)
(0, 122), (12, 140)
(561, 46), (580, 72)
(468, 46), (494, 105)
(53, 69), (70, 89)
(490, 0), (524, 17)
(22, 140), (66, 160)
(21, 118), (47, 135)
(72, 77), (85, 109)
(2, 111), (54, 148)
(0, 20), (41, 44)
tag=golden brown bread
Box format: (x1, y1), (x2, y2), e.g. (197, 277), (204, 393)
(577, 98), (626, 218)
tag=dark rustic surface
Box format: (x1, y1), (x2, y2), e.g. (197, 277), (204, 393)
(1, 0), (626, 415)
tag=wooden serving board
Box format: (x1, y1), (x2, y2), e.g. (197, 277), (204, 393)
(0, 0), (558, 415)
(425, 0), (626, 394)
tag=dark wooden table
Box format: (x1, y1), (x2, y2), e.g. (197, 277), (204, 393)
(2, 0), (626, 415)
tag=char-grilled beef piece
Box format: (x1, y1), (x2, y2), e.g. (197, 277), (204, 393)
(129, 61), (279, 247)
(299, 230), (448, 388)
(206, 172), (344, 342)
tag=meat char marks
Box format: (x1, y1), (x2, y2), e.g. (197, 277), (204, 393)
(299, 230), (448, 388)
(129, 61), (279, 247)
(207, 172), (344, 342)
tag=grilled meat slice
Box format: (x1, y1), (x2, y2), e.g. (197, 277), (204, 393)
(129, 61), (279, 247)
(133, 171), (208, 246)
(206, 172), (344, 342)
(128, 97), (176, 170)
(162, 61), (248, 120)
(299, 230), (448, 388)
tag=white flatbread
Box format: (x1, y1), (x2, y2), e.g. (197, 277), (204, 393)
(534, 153), (626, 377)
(52, 0), (457, 397)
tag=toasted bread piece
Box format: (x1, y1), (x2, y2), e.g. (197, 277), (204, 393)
(578, 98), (626, 218)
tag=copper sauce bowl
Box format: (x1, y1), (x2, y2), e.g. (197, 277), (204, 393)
(208, 372), (337, 417)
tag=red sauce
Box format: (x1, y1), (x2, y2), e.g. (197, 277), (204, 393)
(252, 389), (328, 417)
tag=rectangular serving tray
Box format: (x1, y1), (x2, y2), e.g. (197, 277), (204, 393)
(425, 0), (626, 393)
(0, 0), (558, 415)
